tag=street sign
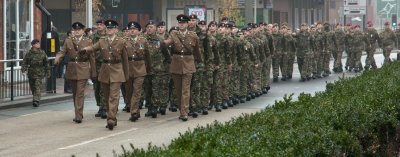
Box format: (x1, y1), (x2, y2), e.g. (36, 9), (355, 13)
(377, 0), (398, 18)
(343, 0), (366, 15)
(344, 0), (366, 7)
(344, 6), (366, 15)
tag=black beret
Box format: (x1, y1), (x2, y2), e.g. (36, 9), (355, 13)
(225, 23), (233, 29)
(157, 21), (166, 27)
(122, 26), (129, 31)
(104, 20), (118, 29)
(218, 23), (226, 28)
(177, 14), (190, 23)
(247, 22), (255, 27)
(208, 21), (218, 27)
(189, 14), (198, 20)
(146, 20), (156, 27)
(72, 22), (85, 30)
(199, 20), (206, 25)
(128, 21), (141, 31)
(31, 39), (40, 45)
(241, 27), (251, 32)
(96, 19), (105, 24)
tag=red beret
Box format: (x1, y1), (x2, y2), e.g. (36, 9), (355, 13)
(346, 23), (352, 26)
(367, 23), (373, 27)
(384, 21), (390, 26)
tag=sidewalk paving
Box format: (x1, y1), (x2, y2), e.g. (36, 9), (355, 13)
(0, 78), (80, 110)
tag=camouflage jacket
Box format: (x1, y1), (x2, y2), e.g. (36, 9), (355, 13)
(364, 28), (380, 47)
(144, 33), (170, 74)
(294, 31), (313, 57)
(314, 31), (326, 51)
(334, 30), (346, 51)
(325, 31), (337, 51)
(22, 48), (49, 79)
(379, 28), (397, 48)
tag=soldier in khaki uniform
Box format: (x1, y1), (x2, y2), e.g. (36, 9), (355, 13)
(124, 22), (150, 122)
(163, 14), (203, 121)
(82, 20), (129, 130)
(92, 19), (107, 119)
(55, 22), (96, 123)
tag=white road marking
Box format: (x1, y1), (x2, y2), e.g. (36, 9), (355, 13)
(58, 128), (138, 150)
(20, 111), (50, 117)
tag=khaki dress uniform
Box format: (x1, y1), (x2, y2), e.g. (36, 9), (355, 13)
(124, 35), (150, 120)
(85, 36), (129, 127)
(165, 30), (203, 120)
(57, 36), (96, 122)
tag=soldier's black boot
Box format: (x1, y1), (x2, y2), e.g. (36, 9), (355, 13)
(202, 107), (209, 115)
(159, 106), (167, 115)
(262, 87), (268, 94)
(215, 103), (222, 112)
(129, 113), (140, 122)
(240, 97), (246, 103)
(139, 100), (144, 109)
(122, 105), (130, 112)
(233, 97), (239, 105)
(145, 104), (153, 117)
(189, 109), (198, 118)
(222, 100), (228, 109)
(287, 75), (292, 79)
(95, 108), (102, 117)
(246, 94), (252, 101)
(228, 98), (234, 107)
(266, 86), (271, 91)
(169, 103), (178, 112)
(32, 101), (39, 107)
(151, 107), (158, 118)
(273, 77), (279, 82)
(251, 92), (256, 99)
(208, 103), (214, 110)
(281, 76), (287, 81)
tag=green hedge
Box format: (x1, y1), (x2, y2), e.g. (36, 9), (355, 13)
(118, 62), (400, 157)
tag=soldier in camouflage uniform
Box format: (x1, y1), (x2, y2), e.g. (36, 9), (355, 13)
(323, 22), (335, 76)
(344, 23), (353, 71)
(286, 28), (296, 80)
(238, 27), (255, 102)
(92, 20), (107, 118)
(208, 22), (222, 111)
(22, 39), (49, 107)
(271, 23), (284, 82)
(261, 23), (273, 93)
(121, 26), (131, 112)
(229, 22), (241, 105)
(279, 24), (290, 81)
(313, 22), (326, 78)
(379, 22), (397, 65)
(187, 15), (201, 117)
(333, 24), (345, 73)
(222, 23), (235, 109)
(364, 21), (380, 70)
(143, 21), (171, 118)
(350, 25), (367, 72)
(294, 23), (313, 81)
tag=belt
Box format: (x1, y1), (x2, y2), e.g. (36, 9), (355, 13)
(69, 58), (89, 62)
(103, 60), (122, 64)
(173, 52), (192, 56)
(128, 57), (144, 61)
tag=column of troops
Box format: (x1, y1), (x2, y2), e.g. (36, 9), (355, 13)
(54, 14), (400, 130)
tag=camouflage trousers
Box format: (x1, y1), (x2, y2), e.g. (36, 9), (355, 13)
(297, 53), (312, 79)
(94, 64), (105, 109)
(345, 49), (352, 70)
(214, 67), (228, 103)
(168, 78), (177, 106)
(382, 46), (393, 65)
(272, 52), (283, 78)
(253, 64), (262, 93)
(239, 65), (250, 98)
(313, 50), (324, 76)
(365, 45), (377, 69)
(322, 50), (331, 75)
(263, 56), (272, 87)
(191, 71), (202, 110)
(351, 49), (363, 70)
(152, 74), (170, 108)
(334, 49), (344, 71)
(286, 52), (295, 77)
(229, 67), (240, 98)
(28, 77), (43, 103)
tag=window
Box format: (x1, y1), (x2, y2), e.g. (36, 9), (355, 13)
(5, 0), (33, 69)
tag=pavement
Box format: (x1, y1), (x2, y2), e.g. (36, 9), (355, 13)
(0, 53), (397, 157)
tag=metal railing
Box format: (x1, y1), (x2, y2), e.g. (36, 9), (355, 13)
(0, 57), (57, 100)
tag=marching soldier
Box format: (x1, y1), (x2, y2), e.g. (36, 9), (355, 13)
(333, 23), (345, 73)
(188, 14), (201, 117)
(323, 22), (335, 76)
(54, 22), (96, 123)
(92, 19), (107, 119)
(239, 27), (256, 101)
(124, 22), (151, 122)
(350, 25), (368, 72)
(162, 14), (203, 121)
(313, 22), (326, 78)
(271, 23), (283, 82)
(364, 21), (380, 70)
(286, 28), (296, 79)
(22, 39), (49, 107)
(208, 21), (222, 111)
(81, 20), (129, 130)
(294, 23), (313, 81)
(143, 20), (171, 118)
(195, 20), (210, 115)
(121, 26), (131, 112)
(379, 22), (397, 65)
